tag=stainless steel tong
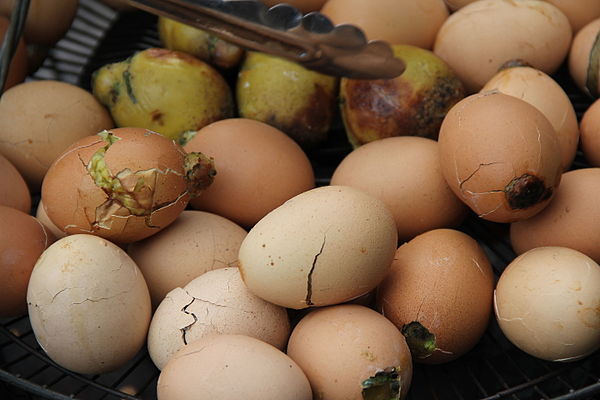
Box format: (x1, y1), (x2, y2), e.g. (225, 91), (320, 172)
(127, 0), (405, 79)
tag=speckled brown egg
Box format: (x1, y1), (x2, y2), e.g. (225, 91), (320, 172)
(0, 153), (30, 213)
(568, 17), (600, 97)
(438, 91), (562, 223)
(287, 304), (413, 400)
(42, 127), (215, 243)
(510, 168), (600, 264)
(331, 136), (468, 243)
(434, 0), (572, 93)
(184, 118), (314, 228)
(581, 99), (600, 166)
(128, 210), (247, 308)
(147, 267), (290, 370)
(376, 229), (495, 364)
(0, 206), (53, 317)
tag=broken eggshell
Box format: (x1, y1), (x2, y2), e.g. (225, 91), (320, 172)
(41, 127), (215, 243)
(438, 91), (562, 223)
(147, 267), (290, 370)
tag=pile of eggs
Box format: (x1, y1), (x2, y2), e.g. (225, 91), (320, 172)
(2, 0), (600, 399)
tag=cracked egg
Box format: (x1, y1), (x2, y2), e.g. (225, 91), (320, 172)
(41, 127), (215, 243)
(438, 91), (562, 223)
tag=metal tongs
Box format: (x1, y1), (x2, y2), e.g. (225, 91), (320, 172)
(127, 0), (405, 79)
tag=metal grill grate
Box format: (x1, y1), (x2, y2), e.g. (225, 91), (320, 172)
(0, 1), (599, 399)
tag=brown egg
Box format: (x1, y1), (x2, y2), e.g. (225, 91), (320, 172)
(481, 66), (580, 171)
(147, 268), (290, 370)
(320, 0), (449, 49)
(128, 210), (247, 308)
(569, 18), (600, 97)
(0, 0), (78, 46)
(0, 80), (114, 190)
(35, 200), (66, 240)
(0, 205), (53, 317)
(184, 118), (315, 228)
(157, 334), (312, 400)
(438, 91), (562, 223)
(260, 0), (327, 13)
(510, 168), (600, 264)
(0, 153), (30, 213)
(544, 0), (600, 33)
(377, 229), (495, 364)
(287, 304), (413, 400)
(42, 128), (215, 244)
(331, 136), (467, 243)
(581, 99), (600, 166)
(434, 0), (572, 93)
(0, 16), (28, 92)
(494, 246), (600, 362)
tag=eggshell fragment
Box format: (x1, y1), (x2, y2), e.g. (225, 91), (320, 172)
(128, 210), (247, 307)
(26, 234), (152, 374)
(148, 267), (290, 370)
(238, 185), (398, 309)
(494, 246), (600, 362)
(157, 334), (312, 400)
(438, 91), (562, 223)
(287, 304), (413, 400)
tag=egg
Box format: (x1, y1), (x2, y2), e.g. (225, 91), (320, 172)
(443, 0), (478, 11)
(35, 200), (66, 240)
(0, 16), (28, 92)
(128, 210), (247, 307)
(320, 0), (449, 49)
(0, 206), (53, 317)
(157, 334), (312, 400)
(377, 229), (495, 364)
(42, 128), (215, 243)
(434, 0), (572, 93)
(238, 185), (397, 309)
(0, 153), (30, 213)
(438, 91), (562, 223)
(481, 66), (580, 171)
(287, 304), (413, 400)
(331, 136), (468, 243)
(569, 18), (600, 97)
(26, 234), (152, 374)
(544, 0), (600, 33)
(0, 80), (114, 190)
(147, 267), (290, 370)
(510, 168), (600, 264)
(184, 118), (315, 228)
(494, 246), (600, 362)
(581, 99), (600, 166)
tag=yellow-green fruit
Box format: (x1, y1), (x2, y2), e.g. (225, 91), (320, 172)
(158, 17), (244, 69)
(340, 44), (465, 147)
(236, 51), (338, 147)
(92, 48), (234, 141)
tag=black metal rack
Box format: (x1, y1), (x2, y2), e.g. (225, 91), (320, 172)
(0, 0), (599, 399)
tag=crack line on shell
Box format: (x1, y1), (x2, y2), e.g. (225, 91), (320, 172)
(458, 162), (503, 192)
(180, 295), (197, 346)
(305, 235), (326, 307)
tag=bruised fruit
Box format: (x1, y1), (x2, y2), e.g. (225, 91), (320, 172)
(92, 48), (233, 142)
(236, 51), (338, 148)
(158, 17), (244, 69)
(340, 44), (464, 147)
(41, 128), (215, 243)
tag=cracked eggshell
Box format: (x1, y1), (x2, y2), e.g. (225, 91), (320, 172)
(286, 304), (413, 400)
(0, 80), (114, 191)
(494, 246), (600, 362)
(26, 234), (152, 374)
(128, 210), (247, 308)
(41, 127), (190, 243)
(0, 206), (53, 317)
(438, 91), (562, 223)
(481, 66), (579, 171)
(238, 185), (398, 310)
(157, 334), (312, 400)
(376, 229), (494, 364)
(434, 0), (572, 93)
(147, 267), (290, 370)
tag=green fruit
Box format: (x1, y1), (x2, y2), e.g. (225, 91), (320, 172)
(158, 17), (244, 69)
(92, 48), (234, 141)
(236, 51), (338, 147)
(340, 44), (465, 147)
